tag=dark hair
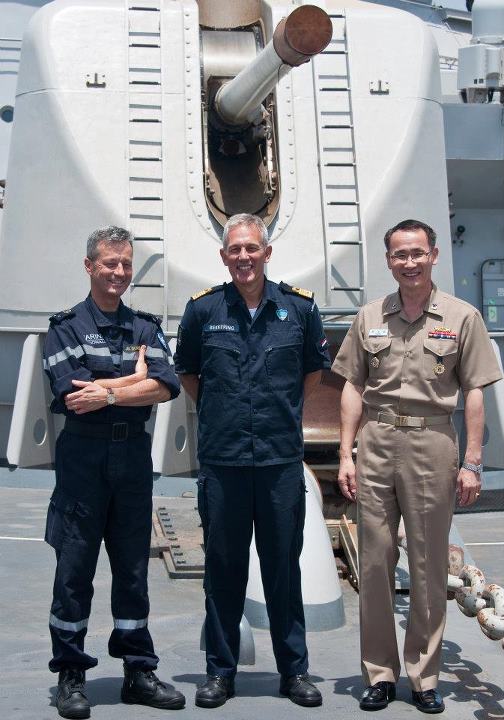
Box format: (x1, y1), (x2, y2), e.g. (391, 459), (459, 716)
(87, 226), (134, 260)
(384, 219), (437, 251)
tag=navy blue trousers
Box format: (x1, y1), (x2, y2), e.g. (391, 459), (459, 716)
(198, 462), (308, 678)
(46, 429), (158, 673)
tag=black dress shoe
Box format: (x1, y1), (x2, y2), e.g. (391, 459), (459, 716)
(412, 689), (445, 714)
(195, 675), (235, 708)
(279, 674), (322, 707)
(56, 668), (90, 719)
(121, 665), (185, 709)
(359, 681), (396, 710)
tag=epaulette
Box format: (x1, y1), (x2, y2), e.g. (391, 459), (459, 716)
(135, 309), (163, 325)
(279, 281), (314, 300)
(191, 285), (223, 301)
(49, 309), (75, 324)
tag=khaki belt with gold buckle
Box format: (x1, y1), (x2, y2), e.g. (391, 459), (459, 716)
(366, 409), (451, 428)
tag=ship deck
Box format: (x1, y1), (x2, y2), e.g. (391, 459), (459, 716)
(0, 469), (502, 720)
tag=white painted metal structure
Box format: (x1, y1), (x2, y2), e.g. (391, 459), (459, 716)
(0, 0), (458, 472)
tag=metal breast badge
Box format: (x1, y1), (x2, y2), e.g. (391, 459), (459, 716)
(371, 356), (380, 369)
(433, 356), (445, 375)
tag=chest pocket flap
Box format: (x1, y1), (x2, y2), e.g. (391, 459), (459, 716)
(423, 338), (458, 358)
(362, 337), (392, 354)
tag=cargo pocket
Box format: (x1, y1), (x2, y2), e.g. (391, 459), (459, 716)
(44, 490), (80, 550)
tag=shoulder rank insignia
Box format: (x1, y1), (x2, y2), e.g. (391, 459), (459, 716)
(49, 309), (74, 324)
(191, 285), (223, 301)
(280, 282), (314, 300)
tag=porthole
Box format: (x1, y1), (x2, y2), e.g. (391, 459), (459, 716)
(0, 105), (14, 123)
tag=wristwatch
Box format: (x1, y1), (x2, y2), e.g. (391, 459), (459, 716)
(462, 461), (483, 475)
(106, 388), (116, 405)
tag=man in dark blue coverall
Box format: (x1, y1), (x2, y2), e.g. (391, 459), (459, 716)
(43, 226), (185, 719)
(174, 213), (331, 709)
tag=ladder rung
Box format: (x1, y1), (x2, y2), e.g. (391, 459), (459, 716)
(323, 124), (353, 129)
(130, 80), (161, 86)
(131, 118), (161, 123)
(130, 42), (160, 48)
(130, 156), (161, 161)
(322, 50), (347, 55)
(130, 196), (162, 201)
(133, 237), (163, 241)
(329, 13), (345, 18)
(325, 162), (355, 167)
(330, 240), (362, 246)
(320, 308), (358, 316)
(328, 201), (359, 206)
(321, 87), (349, 92)
(130, 6), (160, 11)
(331, 287), (363, 292)
(131, 283), (164, 288)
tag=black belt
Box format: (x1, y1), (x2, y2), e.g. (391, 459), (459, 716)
(64, 418), (145, 441)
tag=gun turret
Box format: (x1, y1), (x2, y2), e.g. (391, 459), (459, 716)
(215, 5), (333, 127)
(201, 5), (333, 226)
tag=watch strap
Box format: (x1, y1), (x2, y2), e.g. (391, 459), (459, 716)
(462, 461), (483, 475)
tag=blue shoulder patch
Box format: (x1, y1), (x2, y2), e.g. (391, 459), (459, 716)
(157, 330), (168, 351)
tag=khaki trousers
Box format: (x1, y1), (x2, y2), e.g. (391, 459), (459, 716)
(356, 418), (458, 691)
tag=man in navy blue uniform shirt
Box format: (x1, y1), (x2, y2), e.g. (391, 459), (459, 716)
(174, 213), (331, 709)
(43, 226), (184, 718)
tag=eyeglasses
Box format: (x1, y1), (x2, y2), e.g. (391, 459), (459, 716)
(389, 250), (433, 263)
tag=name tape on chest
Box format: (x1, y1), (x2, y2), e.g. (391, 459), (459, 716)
(203, 323), (239, 333)
(84, 333), (106, 345)
(369, 328), (389, 337)
(428, 326), (457, 340)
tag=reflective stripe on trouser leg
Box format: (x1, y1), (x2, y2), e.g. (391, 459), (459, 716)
(113, 618), (148, 630)
(50, 614), (89, 633)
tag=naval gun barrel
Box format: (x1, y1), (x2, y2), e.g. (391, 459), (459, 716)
(214, 5), (333, 126)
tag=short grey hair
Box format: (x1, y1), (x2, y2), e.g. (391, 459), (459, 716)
(221, 214), (269, 250)
(86, 226), (134, 260)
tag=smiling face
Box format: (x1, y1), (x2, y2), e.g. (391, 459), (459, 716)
(386, 228), (438, 295)
(84, 240), (133, 310)
(220, 223), (272, 294)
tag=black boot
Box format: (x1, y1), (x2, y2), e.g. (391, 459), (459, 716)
(121, 665), (185, 709)
(195, 675), (235, 708)
(279, 674), (322, 707)
(56, 668), (90, 720)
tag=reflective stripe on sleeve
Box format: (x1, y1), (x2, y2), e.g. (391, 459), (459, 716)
(49, 613), (89, 632)
(44, 345), (85, 369)
(113, 617), (148, 630)
(44, 344), (112, 369)
(145, 347), (165, 359)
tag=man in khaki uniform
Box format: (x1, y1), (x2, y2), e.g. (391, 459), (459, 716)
(332, 219), (502, 714)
